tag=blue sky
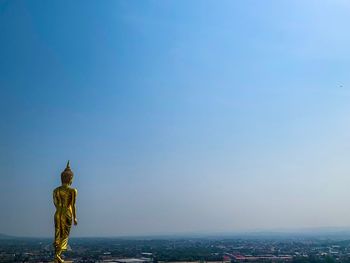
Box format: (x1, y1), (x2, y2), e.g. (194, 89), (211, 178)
(1, 0), (350, 237)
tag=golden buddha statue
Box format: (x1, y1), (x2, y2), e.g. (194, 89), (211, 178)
(53, 161), (78, 263)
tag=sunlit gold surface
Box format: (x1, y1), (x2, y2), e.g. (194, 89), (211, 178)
(53, 161), (77, 263)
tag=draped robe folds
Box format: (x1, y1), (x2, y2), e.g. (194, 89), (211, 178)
(53, 185), (77, 254)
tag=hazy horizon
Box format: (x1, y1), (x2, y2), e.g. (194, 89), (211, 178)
(2, 0), (350, 237)
(5, 225), (350, 239)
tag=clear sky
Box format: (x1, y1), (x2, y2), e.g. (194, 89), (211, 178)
(1, 0), (350, 237)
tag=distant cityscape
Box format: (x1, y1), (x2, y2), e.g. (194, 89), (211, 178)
(3, 233), (350, 262)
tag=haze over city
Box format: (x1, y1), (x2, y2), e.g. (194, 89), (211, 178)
(1, 0), (350, 238)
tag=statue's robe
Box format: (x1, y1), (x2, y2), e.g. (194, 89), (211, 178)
(53, 185), (77, 253)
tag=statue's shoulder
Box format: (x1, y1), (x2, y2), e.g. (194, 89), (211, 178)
(53, 186), (61, 193)
(70, 187), (78, 195)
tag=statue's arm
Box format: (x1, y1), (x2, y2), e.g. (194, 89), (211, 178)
(53, 190), (58, 208)
(72, 189), (78, 225)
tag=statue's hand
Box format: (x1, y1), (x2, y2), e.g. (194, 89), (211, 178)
(74, 218), (78, 225)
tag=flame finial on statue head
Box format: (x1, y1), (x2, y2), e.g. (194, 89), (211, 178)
(66, 160), (70, 169)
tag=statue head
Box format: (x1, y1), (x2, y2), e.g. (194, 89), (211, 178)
(61, 160), (74, 185)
